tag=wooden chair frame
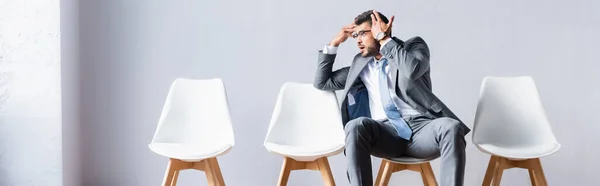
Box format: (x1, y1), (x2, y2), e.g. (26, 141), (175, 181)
(375, 159), (438, 186)
(482, 155), (548, 186)
(162, 158), (225, 186)
(277, 157), (336, 186)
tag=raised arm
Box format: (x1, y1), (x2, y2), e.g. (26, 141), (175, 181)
(313, 51), (349, 91)
(370, 10), (430, 80)
(313, 23), (355, 91)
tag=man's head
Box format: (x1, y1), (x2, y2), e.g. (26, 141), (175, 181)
(352, 10), (390, 57)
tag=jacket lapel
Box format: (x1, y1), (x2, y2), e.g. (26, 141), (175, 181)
(342, 56), (371, 97)
(388, 37), (405, 92)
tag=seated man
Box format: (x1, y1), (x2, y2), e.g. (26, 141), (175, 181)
(313, 10), (471, 186)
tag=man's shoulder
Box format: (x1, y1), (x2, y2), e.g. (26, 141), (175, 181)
(405, 35), (424, 41)
(350, 53), (371, 65)
(401, 36), (429, 52)
(403, 36), (426, 44)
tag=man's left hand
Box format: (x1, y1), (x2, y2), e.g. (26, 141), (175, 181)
(370, 10), (394, 41)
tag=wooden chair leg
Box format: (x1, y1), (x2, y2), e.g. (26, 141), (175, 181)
(170, 169), (180, 186)
(162, 159), (178, 186)
(528, 169), (538, 186)
(481, 156), (549, 186)
(376, 160), (395, 186)
(160, 158), (228, 186)
(532, 158), (547, 186)
(203, 159), (217, 186)
(374, 160), (387, 186)
(375, 160), (439, 186)
(492, 157), (506, 186)
(420, 163), (437, 186)
(276, 157), (337, 186)
(208, 158), (226, 186)
(482, 156), (498, 186)
(277, 157), (293, 186)
(421, 172), (430, 186)
(317, 157), (336, 186)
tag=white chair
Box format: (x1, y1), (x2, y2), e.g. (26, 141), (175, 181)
(375, 156), (438, 186)
(473, 76), (560, 186)
(149, 78), (235, 186)
(264, 82), (345, 186)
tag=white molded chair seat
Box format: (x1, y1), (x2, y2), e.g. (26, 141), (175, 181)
(149, 142), (233, 162)
(376, 155), (440, 186)
(148, 78), (235, 185)
(472, 76), (559, 186)
(264, 142), (344, 162)
(385, 155), (439, 165)
(476, 142), (560, 160)
(264, 82), (345, 185)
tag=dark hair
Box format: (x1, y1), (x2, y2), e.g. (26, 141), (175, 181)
(354, 10), (389, 26)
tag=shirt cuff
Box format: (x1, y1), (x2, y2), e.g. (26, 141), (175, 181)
(323, 45), (338, 54)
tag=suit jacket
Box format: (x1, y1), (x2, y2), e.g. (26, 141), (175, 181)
(313, 36), (470, 134)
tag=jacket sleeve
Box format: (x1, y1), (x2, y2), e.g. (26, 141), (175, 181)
(313, 51), (349, 91)
(380, 36), (430, 80)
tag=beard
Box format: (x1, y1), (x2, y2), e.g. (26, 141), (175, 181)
(361, 42), (381, 57)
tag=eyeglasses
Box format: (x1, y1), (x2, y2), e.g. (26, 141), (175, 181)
(352, 30), (371, 38)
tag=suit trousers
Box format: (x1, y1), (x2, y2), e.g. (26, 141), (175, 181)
(344, 114), (467, 186)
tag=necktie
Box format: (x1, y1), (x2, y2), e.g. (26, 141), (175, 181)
(378, 59), (413, 141)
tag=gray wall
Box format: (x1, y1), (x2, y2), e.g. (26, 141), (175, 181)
(79, 0), (600, 185)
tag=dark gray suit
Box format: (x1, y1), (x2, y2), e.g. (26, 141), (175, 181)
(313, 36), (471, 186)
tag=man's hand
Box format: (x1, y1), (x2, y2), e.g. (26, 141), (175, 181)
(370, 10), (395, 42)
(329, 23), (356, 47)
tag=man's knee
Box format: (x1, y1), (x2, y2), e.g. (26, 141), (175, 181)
(344, 117), (372, 135)
(435, 117), (465, 136)
(433, 117), (468, 147)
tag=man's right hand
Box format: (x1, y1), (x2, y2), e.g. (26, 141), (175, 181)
(329, 23), (356, 47)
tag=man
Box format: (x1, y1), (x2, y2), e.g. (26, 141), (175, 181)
(313, 10), (471, 186)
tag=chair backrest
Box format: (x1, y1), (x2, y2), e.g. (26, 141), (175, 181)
(472, 76), (558, 147)
(264, 82), (345, 147)
(150, 78), (234, 146)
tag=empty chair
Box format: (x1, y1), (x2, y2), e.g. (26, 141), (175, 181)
(149, 78), (235, 186)
(375, 156), (438, 186)
(264, 82), (345, 186)
(473, 76), (560, 186)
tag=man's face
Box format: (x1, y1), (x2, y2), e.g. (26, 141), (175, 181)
(353, 22), (380, 57)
